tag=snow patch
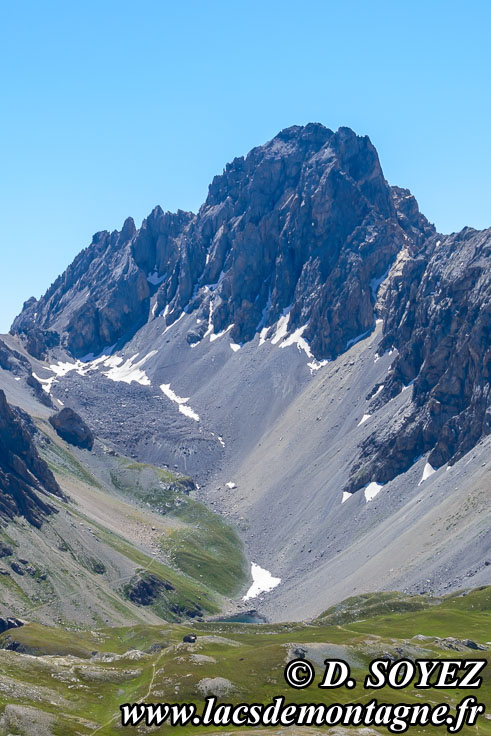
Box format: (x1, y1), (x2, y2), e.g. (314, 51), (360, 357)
(163, 311), (185, 335)
(242, 562), (281, 601)
(271, 309), (291, 345)
(279, 324), (312, 358)
(370, 267), (390, 300)
(230, 343), (241, 352)
(307, 359), (329, 373)
(358, 414), (371, 426)
(178, 404), (200, 422)
(225, 481), (237, 489)
(209, 324), (233, 342)
(147, 269), (166, 286)
(372, 384), (384, 398)
(160, 384), (189, 405)
(418, 462), (436, 485)
(203, 298), (215, 339)
(160, 383), (200, 422)
(364, 482), (383, 502)
(32, 372), (55, 394)
(341, 491), (352, 504)
(259, 327), (269, 346)
(346, 326), (373, 350)
(104, 351), (156, 385)
(33, 348), (154, 393)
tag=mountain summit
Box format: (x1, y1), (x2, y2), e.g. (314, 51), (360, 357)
(12, 124), (433, 360)
(5, 124), (490, 619)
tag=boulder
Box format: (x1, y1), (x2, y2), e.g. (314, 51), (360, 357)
(49, 408), (94, 450)
(197, 677), (235, 697)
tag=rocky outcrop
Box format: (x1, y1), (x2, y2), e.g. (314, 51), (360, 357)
(0, 390), (64, 527)
(0, 339), (53, 408)
(346, 227), (490, 492)
(0, 617), (23, 635)
(0, 542), (13, 558)
(0, 339), (30, 375)
(49, 408), (94, 450)
(123, 573), (175, 606)
(11, 124), (433, 361)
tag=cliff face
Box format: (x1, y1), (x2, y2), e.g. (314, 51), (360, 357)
(0, 390), (64, 527)
(347, 227), (491, 490)
(11, 124), (432, 361)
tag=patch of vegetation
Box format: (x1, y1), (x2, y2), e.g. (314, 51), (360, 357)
(37, 427), (100, 488)
(87, 557), (106, 575)
(0, 587), (488, 735)
(316, 591), (440, 625)
(108, 457), (248, 599)
(109, 458), (194, 506)
(89, 517), (222, 621)
(161, 498), (248, 597)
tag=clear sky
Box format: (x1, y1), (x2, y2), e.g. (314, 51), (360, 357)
(1, 0), (490, 332)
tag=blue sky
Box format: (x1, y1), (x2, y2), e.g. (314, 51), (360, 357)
(1, 0), (490, 332)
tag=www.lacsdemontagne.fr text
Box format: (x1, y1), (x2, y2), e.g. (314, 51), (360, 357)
(121, 694), (485, 733)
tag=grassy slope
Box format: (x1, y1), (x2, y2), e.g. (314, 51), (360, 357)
(0, 588), (489, 735)
(109, 456), (248, 598)
(0, 425), (248, 626)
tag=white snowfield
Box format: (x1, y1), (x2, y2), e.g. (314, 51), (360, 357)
(364, 481), (383, 502)
(242, 562), (281, 601)
(34, 348), (157, 394)
(341, 491), (352, 504)
(104, 352), (156, 385)
(358, 413), (371, 426)
(279, 324), (312, 357)
(307, 358), (329, 373)
(160, 383), (200, 422)
(271, 310), (291, 345)
(258, 310), (330, 373)
(209, 324), (233, 343)
(419, 462), (436, 485)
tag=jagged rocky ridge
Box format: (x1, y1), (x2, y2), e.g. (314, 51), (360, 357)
(11, 124), (432, 360)
(346, 226), (490, 492)
(0, 390), (64, 527)
(10, 123), (490, 492)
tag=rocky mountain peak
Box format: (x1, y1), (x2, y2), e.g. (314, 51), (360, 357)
(12, 124), (434, 363)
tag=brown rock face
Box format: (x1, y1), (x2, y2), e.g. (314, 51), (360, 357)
(10, 124), (432, 361)
(346, 227), (491, 492)
(49, 408), (94, 450)
(0, 390), (64, 527)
